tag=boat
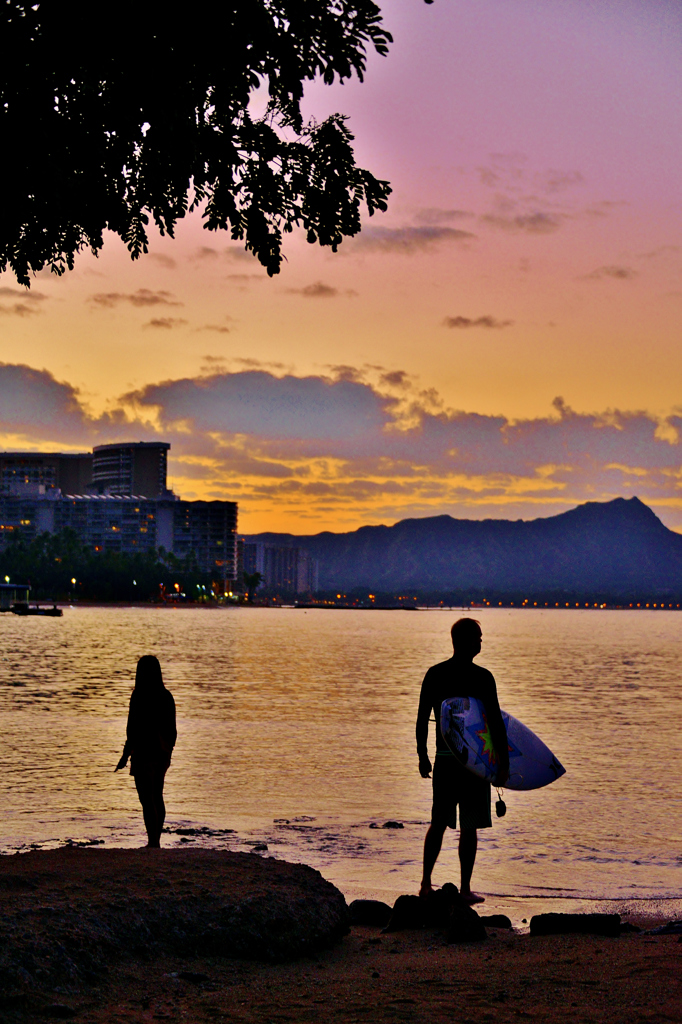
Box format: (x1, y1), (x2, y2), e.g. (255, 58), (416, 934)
(1, 584), (63, 616)
(11, 603), (63, 617)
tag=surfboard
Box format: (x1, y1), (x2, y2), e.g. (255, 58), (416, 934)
(440, 696), (566, 791)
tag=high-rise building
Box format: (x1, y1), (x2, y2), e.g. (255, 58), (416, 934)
(0, 451), (92, 496)
(243, 541), (318, 595)
(0, 443), (238, 582)
(91, 442), (171, 497)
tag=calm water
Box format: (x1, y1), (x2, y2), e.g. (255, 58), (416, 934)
(1, 606), (680, 921)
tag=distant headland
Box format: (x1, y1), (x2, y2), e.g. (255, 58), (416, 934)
(244, 497), (682, 607)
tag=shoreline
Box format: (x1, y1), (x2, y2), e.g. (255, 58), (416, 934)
(5, 601), (682, 612)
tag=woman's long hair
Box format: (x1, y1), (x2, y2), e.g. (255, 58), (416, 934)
(135, 655), (164, 695)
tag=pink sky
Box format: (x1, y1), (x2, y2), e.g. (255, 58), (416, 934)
(1, 0), (681, 533)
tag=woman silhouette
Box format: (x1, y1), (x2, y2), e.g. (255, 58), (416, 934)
(115, 655), (177, 848)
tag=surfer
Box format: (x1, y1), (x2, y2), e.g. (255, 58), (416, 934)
(416, 618), (508, 904)
(115, 655), (177, 848)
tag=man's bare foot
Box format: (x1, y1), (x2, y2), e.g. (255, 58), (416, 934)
(461, 890), (485, 905)
(418, 881), (433, 898)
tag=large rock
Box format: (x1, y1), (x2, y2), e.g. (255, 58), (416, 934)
(0, 848), (349, 993)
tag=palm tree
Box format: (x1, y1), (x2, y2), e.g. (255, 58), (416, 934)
(243, 571), (263, 604)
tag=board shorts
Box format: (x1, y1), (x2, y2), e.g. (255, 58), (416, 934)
(431, 752), (492, 830)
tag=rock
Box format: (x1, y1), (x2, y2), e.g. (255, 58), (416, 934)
(421, 883), (461, 928)
(530, 913), (621, 937)
(480, 914), (513, 929)
(178, 971), (210, 983)
(645, 920), (682, 936)
(619, 922), (641, 934)
(348, 900), (392, 927)
(381, 821), (404, 829)
(0, 848), (349, 990)
(383, 895), (424, 932)
(250, 844), (268, 852)
(382, 883), (484, 939)
(446, 900), (487, 944)
(41, 1006), (77, 1019)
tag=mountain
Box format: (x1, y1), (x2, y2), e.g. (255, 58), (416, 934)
(244, 497), (682, 597)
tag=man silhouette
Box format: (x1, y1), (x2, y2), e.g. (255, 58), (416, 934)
(416, 618), (509, 903)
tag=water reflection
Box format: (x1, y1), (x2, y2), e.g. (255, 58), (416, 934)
(0, 607), (680, 911)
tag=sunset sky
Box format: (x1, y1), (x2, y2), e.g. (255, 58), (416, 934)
(1, 0), (681, 534)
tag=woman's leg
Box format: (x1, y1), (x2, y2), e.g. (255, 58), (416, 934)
(135, 772), (161, 847)
(155, 771), (167, 846)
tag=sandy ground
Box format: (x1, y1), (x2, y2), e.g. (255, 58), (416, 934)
(19, 926), (682, 1024)
(1, 849), (680, 1023)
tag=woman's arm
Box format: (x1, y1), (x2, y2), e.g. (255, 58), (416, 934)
(114, 693), (136, 771)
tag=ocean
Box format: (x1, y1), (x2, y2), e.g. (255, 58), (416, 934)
(1, 606), (680, 922)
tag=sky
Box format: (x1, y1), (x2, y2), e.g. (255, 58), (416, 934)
(1, 0), (681, 534)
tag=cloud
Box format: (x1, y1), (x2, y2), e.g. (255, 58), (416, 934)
(481, 212), (562, 234)
(354, 225), (475, 252)
(142, 317), (188, 329)
(89, 289), (182, 308)
(0, 303), (41, 317)
(415, 208), (473, 224)
(581, 265), (637, 281)
(0, 287), (47, 317)
(192, 246), (220, 261)
(0, 287), (47, 300)
(443, 316), (513, 330)
(0, 364), (86, 435)
(191, 246), (256, 264)
(125, 371), (396, 442)
(637, 245), (680, 260)
(539, 170), (584, 193)
(197, 324), (231, 334)
(4, 360), (682, 531)
(286, 281), (358, 299)
(380, 370), (412, 389)
(287, 281), (338, 298)
(147, 254), (177, 270)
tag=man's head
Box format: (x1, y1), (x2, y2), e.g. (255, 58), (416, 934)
(451, 617), (482, 660)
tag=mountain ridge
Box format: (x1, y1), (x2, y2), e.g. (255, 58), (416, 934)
(243, 497), (682, 596)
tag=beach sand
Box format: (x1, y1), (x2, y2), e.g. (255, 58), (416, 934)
(0, 848), (680, 1023)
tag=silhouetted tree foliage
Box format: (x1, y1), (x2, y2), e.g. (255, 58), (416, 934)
(243, 570), (263, 603)
(0, 530), (215, 601)
(1, 1), (396, 285)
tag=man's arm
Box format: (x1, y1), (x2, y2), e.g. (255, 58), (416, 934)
(484, 675), (509, 786)
(416, 672), (433, 777)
